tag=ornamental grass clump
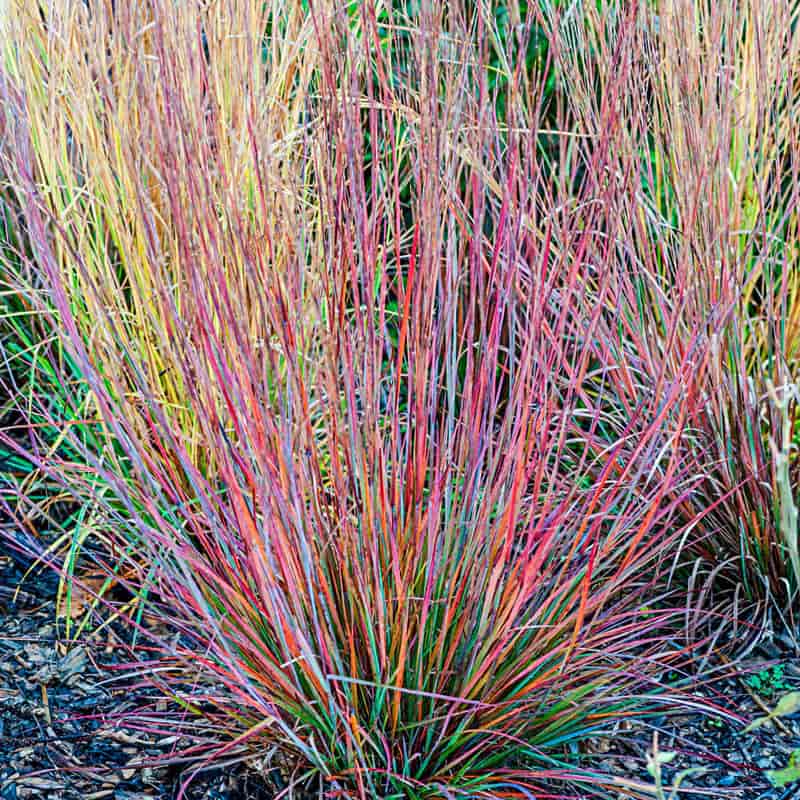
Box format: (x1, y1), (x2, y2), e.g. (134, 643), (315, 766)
(2, 1), (715, 797)
(550, 0), (800, 642)
(1, 0), (323, 619)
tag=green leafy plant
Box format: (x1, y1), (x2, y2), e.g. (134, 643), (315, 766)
(744, 664), (791, 698)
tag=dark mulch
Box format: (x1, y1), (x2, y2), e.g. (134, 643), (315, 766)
(591, 653), (800, 799)
(2, 538), (799, 799)
(0, 545), (282, 800)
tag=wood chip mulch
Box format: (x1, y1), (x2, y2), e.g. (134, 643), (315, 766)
(0, 546), (279, 800)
